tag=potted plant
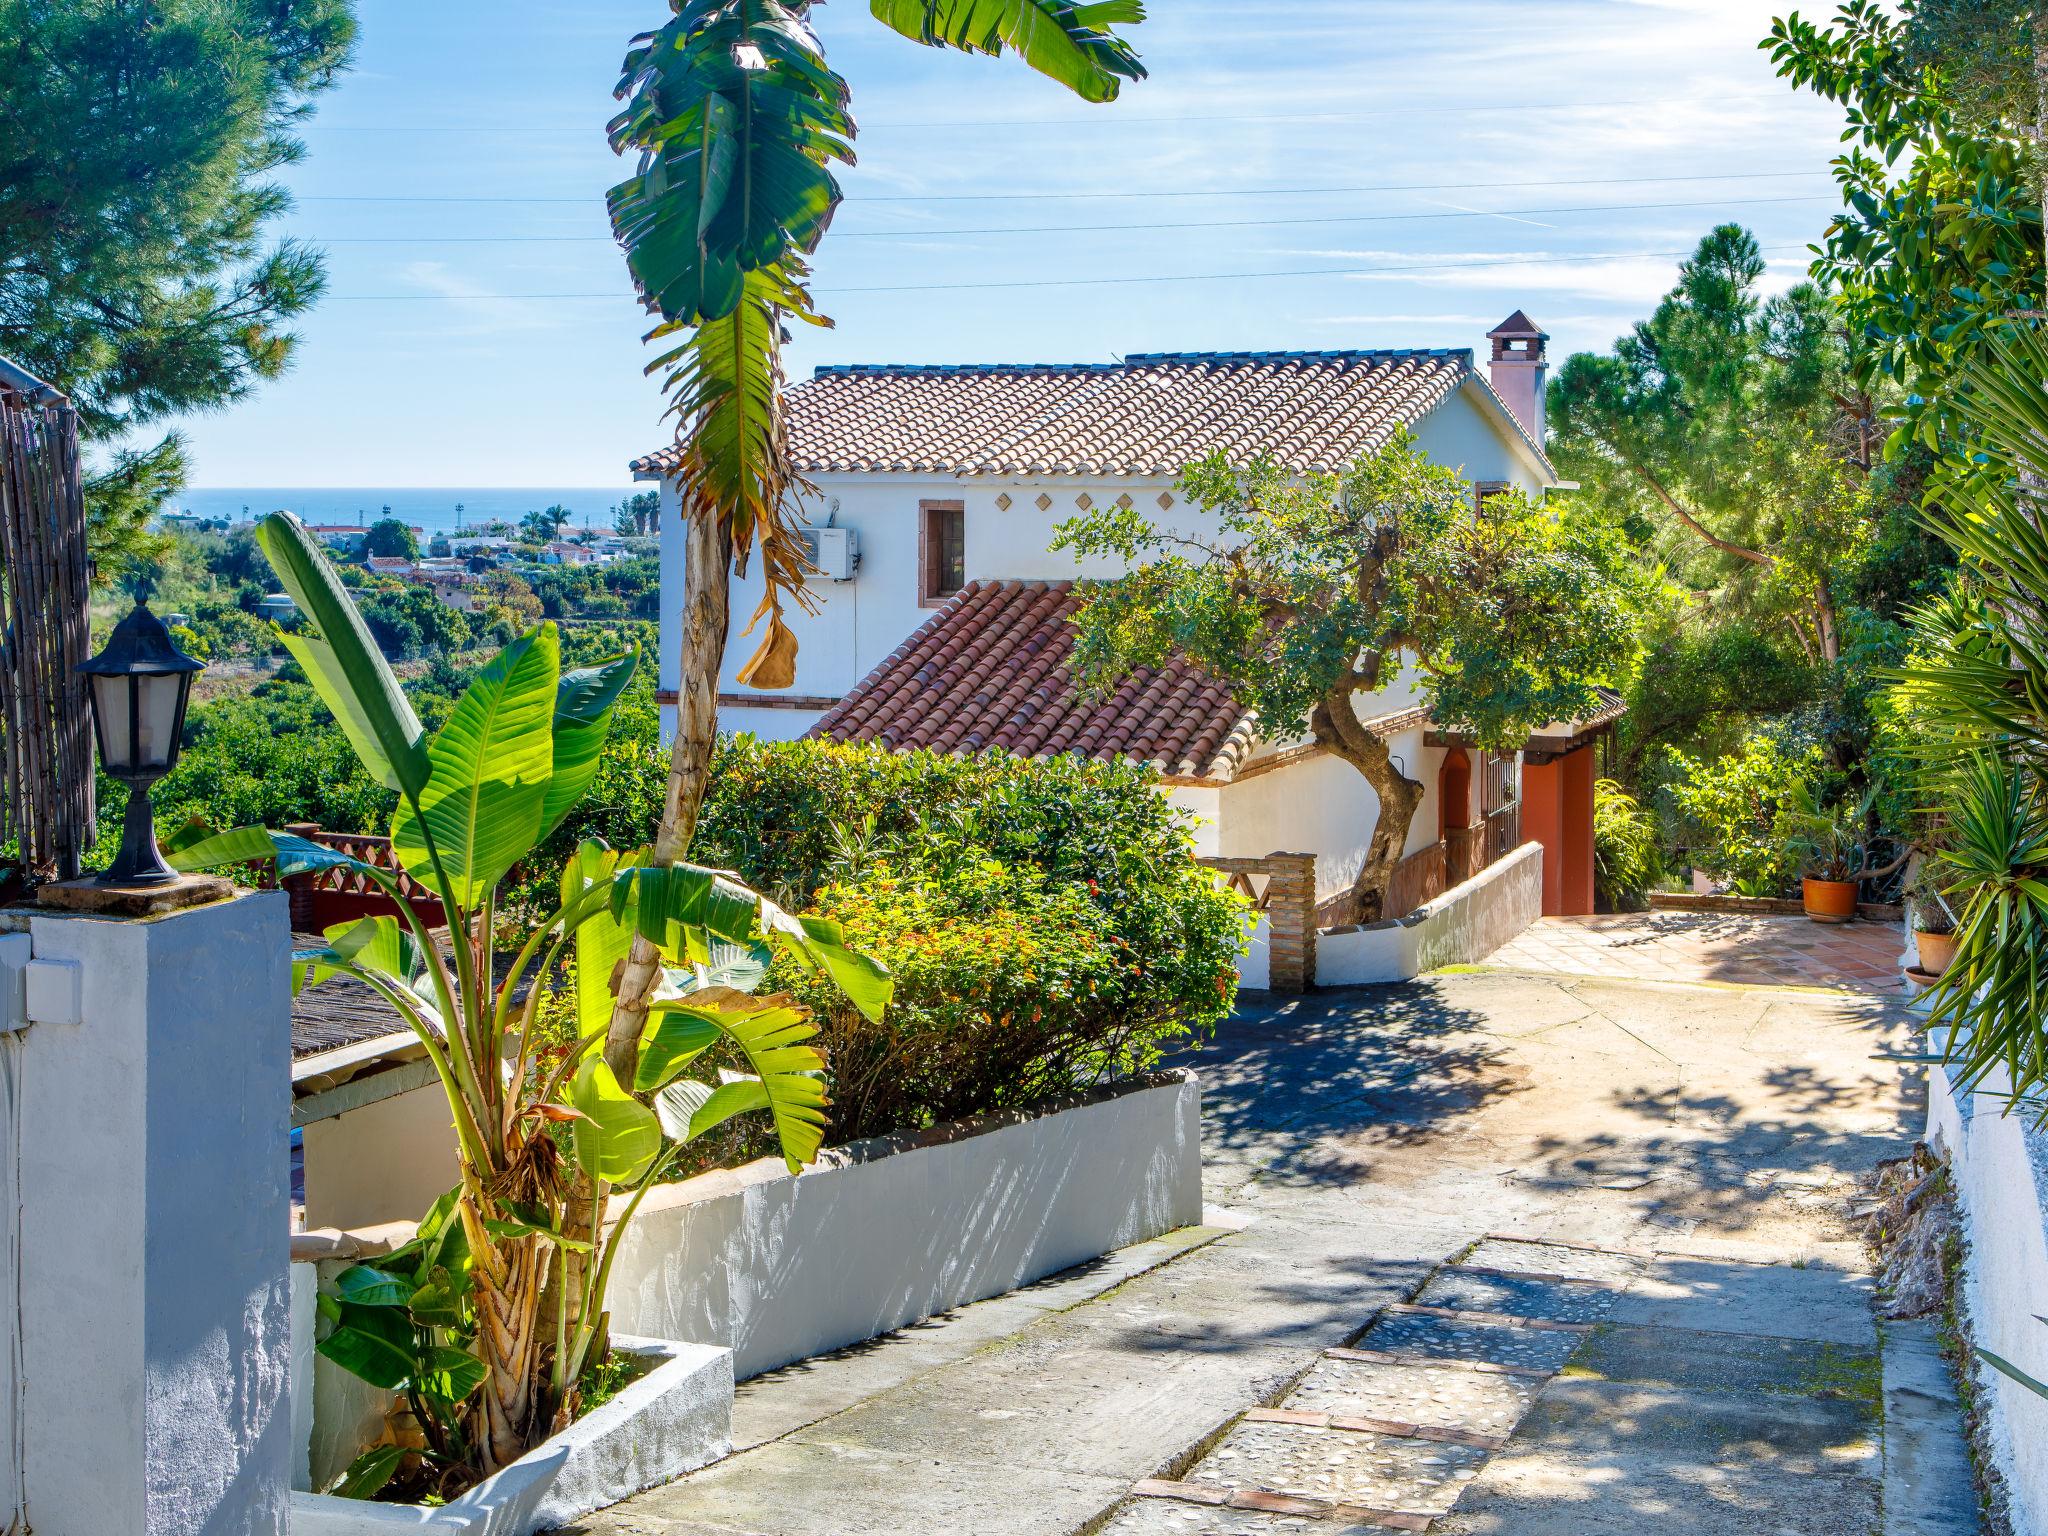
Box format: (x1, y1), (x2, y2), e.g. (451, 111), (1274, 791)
(170, 514), (892, 1516)
(1776, 787), (1906, 924)
(1908, 862), (1960, 977)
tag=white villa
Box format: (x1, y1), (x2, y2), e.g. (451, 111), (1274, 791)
(636, 314), (1615, 925)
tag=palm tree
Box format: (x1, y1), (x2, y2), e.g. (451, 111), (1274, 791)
(1898, 321), (2048, 1404)
(600, 1), (1148, 1074)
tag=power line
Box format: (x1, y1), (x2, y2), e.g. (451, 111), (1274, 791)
(299, 192), (1834, 245)
(303, 89), (1797, 136)
(295, 166), (1835, 208)
(321, 244), (1815, 301)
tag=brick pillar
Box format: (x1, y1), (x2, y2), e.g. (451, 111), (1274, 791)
(1263, 852), (1317, 993)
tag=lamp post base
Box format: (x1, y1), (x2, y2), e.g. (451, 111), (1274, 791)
(36, 871), (235, 918)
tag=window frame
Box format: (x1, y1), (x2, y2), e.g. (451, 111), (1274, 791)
(918, 499), (966, 607)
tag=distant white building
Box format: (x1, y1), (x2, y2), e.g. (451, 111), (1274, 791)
(636, 315), (1617, 919)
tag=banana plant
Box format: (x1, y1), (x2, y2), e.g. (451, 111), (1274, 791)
(601, 0), (1146, 1112)
(174, 513), (891, 1482)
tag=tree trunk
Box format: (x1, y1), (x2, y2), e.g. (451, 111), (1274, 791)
(466, 1201), (546, 1472)
(603, 509), (734, 1084)
(552, 510), (734, 1382)
(1310, 690), (1427, 926)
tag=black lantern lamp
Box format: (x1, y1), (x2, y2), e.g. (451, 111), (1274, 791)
(77, 599), (204, 885)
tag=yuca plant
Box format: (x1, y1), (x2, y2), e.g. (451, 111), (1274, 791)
(172, 513), (890, 1494)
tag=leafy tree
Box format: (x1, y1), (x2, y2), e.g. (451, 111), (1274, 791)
(602, 0), (1148, 1073)
(0, 0), (356, 573)
(1551, 226), (1896, 668)
(1055, 435), (1645, 923)
(1766, 1), (2045, 450)
(612, 490), (660, 537)
(364, 518), (420, 561)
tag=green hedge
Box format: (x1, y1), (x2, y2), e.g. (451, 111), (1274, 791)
(692, 737), (1250, 1144)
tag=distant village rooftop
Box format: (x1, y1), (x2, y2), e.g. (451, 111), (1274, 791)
(632, 347), (1550, 480)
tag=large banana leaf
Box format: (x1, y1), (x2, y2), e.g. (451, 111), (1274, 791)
(390, 627), (561, 911)
(640, 988), (826, 1169)
(567, 1056), (663, 1184)
(563, 841), (639, 1037)
(868, 0), (1146, 102)
(608, 0), (854, 327)
(538, 648), (640, 842)
(254, 514), (430, 800)
(656, 1075), (772, 1143)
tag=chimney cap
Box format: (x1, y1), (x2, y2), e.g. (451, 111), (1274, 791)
(1487, 309), (1548, 340)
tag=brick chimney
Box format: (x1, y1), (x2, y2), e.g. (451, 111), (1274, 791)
(1486, 310), (1549, 444)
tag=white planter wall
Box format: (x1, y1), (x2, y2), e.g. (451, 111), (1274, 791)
(291, 1070), (1203, 1491)
(1927, 1058), (2048, 1536)
(605, 1069), (1203, 1380)
(1318, 842), (1543, 986)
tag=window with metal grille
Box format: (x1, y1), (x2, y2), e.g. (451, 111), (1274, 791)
(920, 501), (965, 605)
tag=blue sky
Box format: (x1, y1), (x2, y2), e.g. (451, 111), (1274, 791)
(177, 0), (1848, 488)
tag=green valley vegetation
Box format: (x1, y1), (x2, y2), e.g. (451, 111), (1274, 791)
(0, 0), (357, 574)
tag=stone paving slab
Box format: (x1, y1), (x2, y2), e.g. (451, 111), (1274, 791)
(564, 1438), (1124, 1536)
(1459, 1237), (1645, 1284)
(1096, 1499), (1398, 1536)
(1484, 910), (1908, 994)
(1433, 1377), (1881, 1535)
(1183, 1419), (1486, 1513)
(1353, 1311), (1584, 1373)
(1570, 1322), (1882, 1405)
(1283, 1355), (1539, 1439)
(1414, 1269), (1621, 1324)
(1609, 1254), (1876, 1346)
(781, 1304), (1316, 1482)
(728, 1226), (1233, 1451)
(1884, 1319), (1982, 1536)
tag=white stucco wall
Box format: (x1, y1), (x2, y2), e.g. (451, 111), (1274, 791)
(21, 894), (294, 1536)
(302, 1082), (460, 1234)
(651, 374), (1544, 739)
(606, 1071), (1202, 1381)
(1927, 1054), (2048, 1535)
(1164, 783), (1223, 859)
(1318, 841), (1543, 986)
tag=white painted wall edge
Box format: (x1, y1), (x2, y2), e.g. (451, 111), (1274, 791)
(288, 1336), (732, 1536)
(1317, 842), (1543, 986)
(1926, 1056), (2048, 1536)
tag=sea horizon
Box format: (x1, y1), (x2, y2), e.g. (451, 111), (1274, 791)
(171, 486), (648, 537)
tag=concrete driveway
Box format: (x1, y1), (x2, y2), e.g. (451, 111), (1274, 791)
(573, 970), (1968, 1536)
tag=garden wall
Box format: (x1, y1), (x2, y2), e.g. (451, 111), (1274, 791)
(1926, 1055), (2048, 1535)
(605, 1068), (1203, 1380)
(289, 1069), (1203, 1488)
(1316, 841), (1542, 986)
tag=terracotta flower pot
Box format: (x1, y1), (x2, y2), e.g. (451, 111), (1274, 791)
(1802, 877), (1859, 924)
(1915, 929), (1958, 977)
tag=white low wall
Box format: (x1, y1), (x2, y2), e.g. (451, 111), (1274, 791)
(1316, 841), (1543, 986)
(291, 1069), (1203, 1488)
(1927, 1057), (2048, 1536)
(607, 1069), (1204, 1380)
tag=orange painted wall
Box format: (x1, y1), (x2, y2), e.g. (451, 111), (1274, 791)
(1521, 744), (1599, 917)
(1559, 744), (1597, 916)
(1523, 756), (1564, 915)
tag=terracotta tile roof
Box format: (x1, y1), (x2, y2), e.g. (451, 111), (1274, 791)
(805, 579), (1259, 780)
(632, 349), (1475, 480)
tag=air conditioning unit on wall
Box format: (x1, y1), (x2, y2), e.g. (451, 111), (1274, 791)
(800, 525), (860, 581)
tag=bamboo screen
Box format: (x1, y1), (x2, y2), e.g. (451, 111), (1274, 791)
(0, 374), (94, 884)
